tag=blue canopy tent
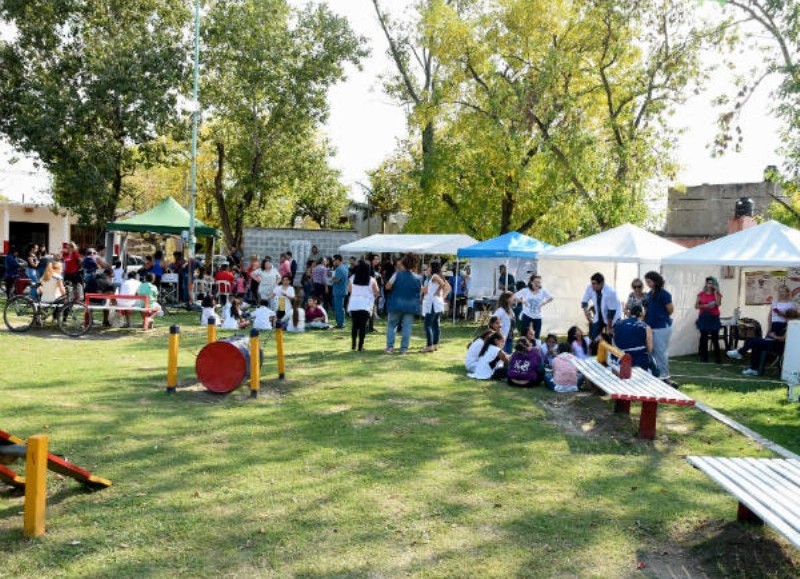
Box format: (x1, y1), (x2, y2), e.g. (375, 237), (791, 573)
(454, 232), (554, 322)
(457, 231), (553, 259)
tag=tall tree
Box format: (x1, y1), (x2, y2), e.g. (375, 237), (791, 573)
(378, 0), (725, 241)
(714, 0), (800, 227)
(201, 0), (366, 249)
(362, 151), (414, 233)
(0, 0), (188, 226)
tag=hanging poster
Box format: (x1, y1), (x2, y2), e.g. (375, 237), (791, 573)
(787, 267), (800, 305)
(744, 269), (800, 305)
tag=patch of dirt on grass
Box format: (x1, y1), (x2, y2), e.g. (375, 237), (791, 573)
(386, 398), (439, 408)
(319, 404), (352, 415)
(636, 519), (798, 578)
(538, 392), (637, 441)
(353, 415), (383, 427)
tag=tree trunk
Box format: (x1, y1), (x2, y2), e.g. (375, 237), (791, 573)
(421, 121), (435, 195)
(212, 141), (236, 249)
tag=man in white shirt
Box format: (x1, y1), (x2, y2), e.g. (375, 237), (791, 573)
(581, 272), (621, 341)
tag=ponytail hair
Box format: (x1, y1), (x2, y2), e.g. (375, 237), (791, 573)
(480, 332), (505, 357)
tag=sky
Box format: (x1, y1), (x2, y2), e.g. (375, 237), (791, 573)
(0, 0), (786, 206)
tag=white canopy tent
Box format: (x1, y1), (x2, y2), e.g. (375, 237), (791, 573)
(537, 224), (687, 336)
(338, 234), (479, 256)
(661, 220), (800, 356)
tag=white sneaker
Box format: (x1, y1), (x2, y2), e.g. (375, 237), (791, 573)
(742, 368), (759, 376)
(727, 350), (742, 360)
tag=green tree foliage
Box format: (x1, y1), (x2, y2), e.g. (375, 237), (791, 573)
(0, 0), (188, 226)
(362, 151), (414, 233)
(376, 0), (724, 241)
(201, 0), (366, 248)
(714, 0), (800, 227)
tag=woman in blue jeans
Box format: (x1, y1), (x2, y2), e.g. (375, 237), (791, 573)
(384, 254), (421, 354)
(24, 243), (40, 297)
(421, 261), (451, 353)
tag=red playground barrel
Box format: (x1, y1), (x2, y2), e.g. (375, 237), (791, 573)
(195, 337), (262, 393)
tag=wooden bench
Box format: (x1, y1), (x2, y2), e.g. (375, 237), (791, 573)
(84, 293), (158, 329)
(572, 357), (695, 439)
(687, 456), (800, 549)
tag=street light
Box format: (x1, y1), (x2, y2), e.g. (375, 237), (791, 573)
(188, 0), (200, 306)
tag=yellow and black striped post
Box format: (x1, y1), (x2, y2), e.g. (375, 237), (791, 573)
(206, 317), (217, 344)
(23, 435), (47, 538)
(167, 325), (180, 394)
(249, 330), (260, 398)
(275, 326), (285, 380)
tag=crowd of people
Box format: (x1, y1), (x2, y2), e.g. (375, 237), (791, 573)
(5, 242), (795, 378)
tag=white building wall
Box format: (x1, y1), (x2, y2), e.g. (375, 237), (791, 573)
(0, 202), (78, 254)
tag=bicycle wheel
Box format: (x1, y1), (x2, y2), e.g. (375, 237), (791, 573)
(4, 295), (36, 332)
(58, 302), (93, 337)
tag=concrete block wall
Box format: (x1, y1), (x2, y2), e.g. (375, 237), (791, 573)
(243, 228), (360, 264)
(665, 181), (784, 238)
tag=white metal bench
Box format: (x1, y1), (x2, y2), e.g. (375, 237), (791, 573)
(572, 357), (695, 439)
(687, 456), (800, 549)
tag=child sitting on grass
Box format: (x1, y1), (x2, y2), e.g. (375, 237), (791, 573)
(252, 303), (278, 331)
(221, 297), (250, 329)
(468, 332), (510, 380)
(200, 295), (220, 326)
(545, 343), (580, 393)
(304, 296), (330, 329)
(539, 333), (559, 368)
(507, 337), (544, 388)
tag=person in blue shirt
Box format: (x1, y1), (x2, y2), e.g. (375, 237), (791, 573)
(643, 270), (674, 383)
(4, 247), (19, 299)
(330, 254), (350, 329)
(613, 304), (656, 373)
(384, 254), (422, 354)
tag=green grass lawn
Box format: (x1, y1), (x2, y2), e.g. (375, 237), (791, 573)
(1, 313), (797, 578)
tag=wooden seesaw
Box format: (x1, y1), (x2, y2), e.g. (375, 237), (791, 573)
(0, 429), (111, 537)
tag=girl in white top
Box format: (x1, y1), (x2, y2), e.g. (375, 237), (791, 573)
(348, 260), (380, 351)
(200, 295), (220, 326)
(514, 275), (553, 340)
(252, 305), (277, 330)
(112, 260), (125, 287)
(271, 275), (296, 323)
(465, 329), (495, 373)
(421, 261), (451, 353)
(39, 261), (66, 302)
(221, 297), (250, 329)
(492, 291), (515, 355)
(468, 332), (510, 380)
(286, 306), (305, 333)
(770, 285), (796, 323)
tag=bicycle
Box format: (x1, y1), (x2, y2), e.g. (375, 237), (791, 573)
(3, 284), (90, 337)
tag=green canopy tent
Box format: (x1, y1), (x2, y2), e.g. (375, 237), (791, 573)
(107, 197), (217, 237)
(107, 197), (218, 306)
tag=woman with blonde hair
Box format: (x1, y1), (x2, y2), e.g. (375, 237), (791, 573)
(39, 260), (66, 302)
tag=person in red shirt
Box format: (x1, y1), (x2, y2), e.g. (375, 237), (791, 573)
(214, 263), (234, 285)
(62, 241), (83, 297)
